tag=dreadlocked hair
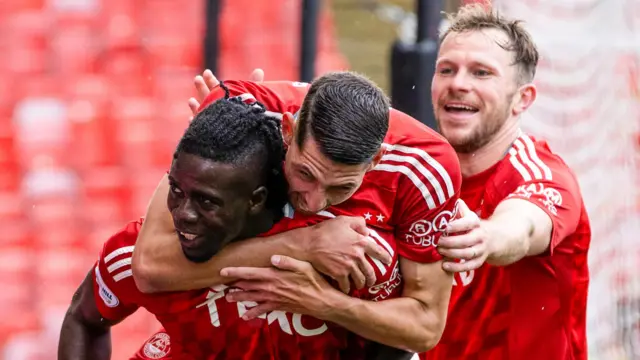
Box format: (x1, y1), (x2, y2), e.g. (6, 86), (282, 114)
(175, 94), (288, 214)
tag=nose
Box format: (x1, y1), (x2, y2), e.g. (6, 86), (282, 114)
(302, 190), (327, 213)
(175, 198), (198, 225)
(450, 70), (472, 92)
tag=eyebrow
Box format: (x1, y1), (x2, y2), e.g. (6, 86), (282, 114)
(168, 175), (222, 200)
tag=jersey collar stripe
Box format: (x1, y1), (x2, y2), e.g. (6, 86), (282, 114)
(382, 143), (455, 198)
(520, 134), (553, 180)
(513, 140), (544, 179)
(113, 269), (133, 282)
(373, 163), (437, 209)
(107, 257), (132, 274)
(104, 246), (134, 263)
(381, 153), (447, 205)
(508, 148), (533, 181)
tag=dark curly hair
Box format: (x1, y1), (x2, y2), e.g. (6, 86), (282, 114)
(174, 88), (287, 213)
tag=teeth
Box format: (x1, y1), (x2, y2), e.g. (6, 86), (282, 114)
(180, 232), (197, 241)
(447, 104), (476, 111)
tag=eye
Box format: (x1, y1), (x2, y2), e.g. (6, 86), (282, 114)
(169, 184), (183, 195)
(473, 69), (491, 77)
(299, 169), (313, 181)
(197, 196), (220, 211)
(438, 67), (454, 75)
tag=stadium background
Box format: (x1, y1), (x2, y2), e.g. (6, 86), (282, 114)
(0, 0), (638, 359)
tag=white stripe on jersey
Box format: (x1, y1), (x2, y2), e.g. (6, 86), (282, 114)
(373, 144), (454, 210)
(104, 246), (134, 263)
(107, 257), (132, 274)
(113, 269), (133, 282)
(508, 135), (552, 181)
(104, 246), (135, 282)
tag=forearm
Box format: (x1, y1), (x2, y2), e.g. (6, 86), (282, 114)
(133, 227), (306, 292)
(324, 292), (445, 353)
(58, 314), (111, 360)
(484, 215), (535, 266)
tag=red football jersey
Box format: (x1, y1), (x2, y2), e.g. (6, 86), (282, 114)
(199, 80), (463, 264)
(93, 209), (403, 360)
(421, 134), (591, 360)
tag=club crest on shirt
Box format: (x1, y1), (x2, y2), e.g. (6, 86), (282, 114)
(143, 332), (171, 359)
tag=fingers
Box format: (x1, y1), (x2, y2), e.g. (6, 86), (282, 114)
(363, 237), (392, 266)
(240, 301), (278, 320)
(271, 255), (311, 273)
(188, 97), (200, 116)
(443, 257), (484, 273)
(437, 245), (478, 261)
(220, 267), (271, 280)
(347, 260), (367, 290)
(202, 69), (220, 90)
(249, 68), (265, 82)
(456, 199), (472, 217)
(194, 74), (215, 103)
(226, 289), (277, 304)
(336, 275), (351, 294)
(437, 232), (481, 250)
(347, 216), (370, 236)
(355, 255), (377, 288)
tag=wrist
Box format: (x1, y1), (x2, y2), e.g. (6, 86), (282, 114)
(321, 289), (356, 323)
(280, 227), (313, 261)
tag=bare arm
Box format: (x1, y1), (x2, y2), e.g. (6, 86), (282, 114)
(132, 175), (389, 293)
(323, 258), (453, 353)
(484, 198), (553, 266)
(58, 271), (118, 360)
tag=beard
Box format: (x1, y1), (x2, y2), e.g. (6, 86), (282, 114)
(436, 94), (513, 154)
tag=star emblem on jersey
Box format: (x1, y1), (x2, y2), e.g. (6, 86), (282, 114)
(364, 212), (372, 220)
(376, 214), (385, 222)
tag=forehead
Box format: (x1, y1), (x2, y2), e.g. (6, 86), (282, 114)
(438, 29), (514, 69)
(291, 137), (368, 181)
(170, 153), (253, 193)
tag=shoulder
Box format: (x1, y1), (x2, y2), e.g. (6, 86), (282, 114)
(500, 134), (579, 188)
(98, 219), (143, 287)
(371, 109), (461, 206)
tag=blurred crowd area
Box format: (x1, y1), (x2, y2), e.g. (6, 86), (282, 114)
(0, 0), (639, 359)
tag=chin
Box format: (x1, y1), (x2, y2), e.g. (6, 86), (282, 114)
(181, 247), (217, 263)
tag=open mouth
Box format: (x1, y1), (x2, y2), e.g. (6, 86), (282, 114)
(177, 231), (201, 248)
(443, 103), (479, 114)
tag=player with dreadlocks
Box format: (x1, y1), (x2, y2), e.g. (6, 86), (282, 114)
(58, 92), (412, 359)
(58, 97), (291, 359)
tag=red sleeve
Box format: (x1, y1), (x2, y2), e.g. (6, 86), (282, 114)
(505, 158), (582, 252)
(91, 220), (145, 321)
(390, 140), (463, 263)
(198, 80), (308, 115)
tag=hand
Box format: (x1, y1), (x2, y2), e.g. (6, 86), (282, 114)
(188, 68), (265, 119)
(437, 200), (489, 272)
(221, 255), (339, 320)
(305, 216), (393, 294)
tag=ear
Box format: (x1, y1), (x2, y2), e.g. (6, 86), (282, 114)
(366, 146), (386, 172)
(249, 186), (268, 215)
(281, 112), (296, 146)
(512, 83), (537, 117)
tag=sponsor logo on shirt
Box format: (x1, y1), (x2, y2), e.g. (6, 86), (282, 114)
(510, 183), (563, 215)
(143, 332), (171, 359)
(95, 266), (119, 308)
(404, 205), (459, 247)
(368, 263), (402, 301)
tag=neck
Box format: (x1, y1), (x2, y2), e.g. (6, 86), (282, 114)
(457, 120), (521, 177)
(235, 208), (279, 241)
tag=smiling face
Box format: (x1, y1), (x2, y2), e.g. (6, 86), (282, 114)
(432, 28), (534, 154)
(167, 152), (265, 263)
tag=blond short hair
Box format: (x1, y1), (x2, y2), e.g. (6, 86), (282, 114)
(440, 3), (539, 84)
